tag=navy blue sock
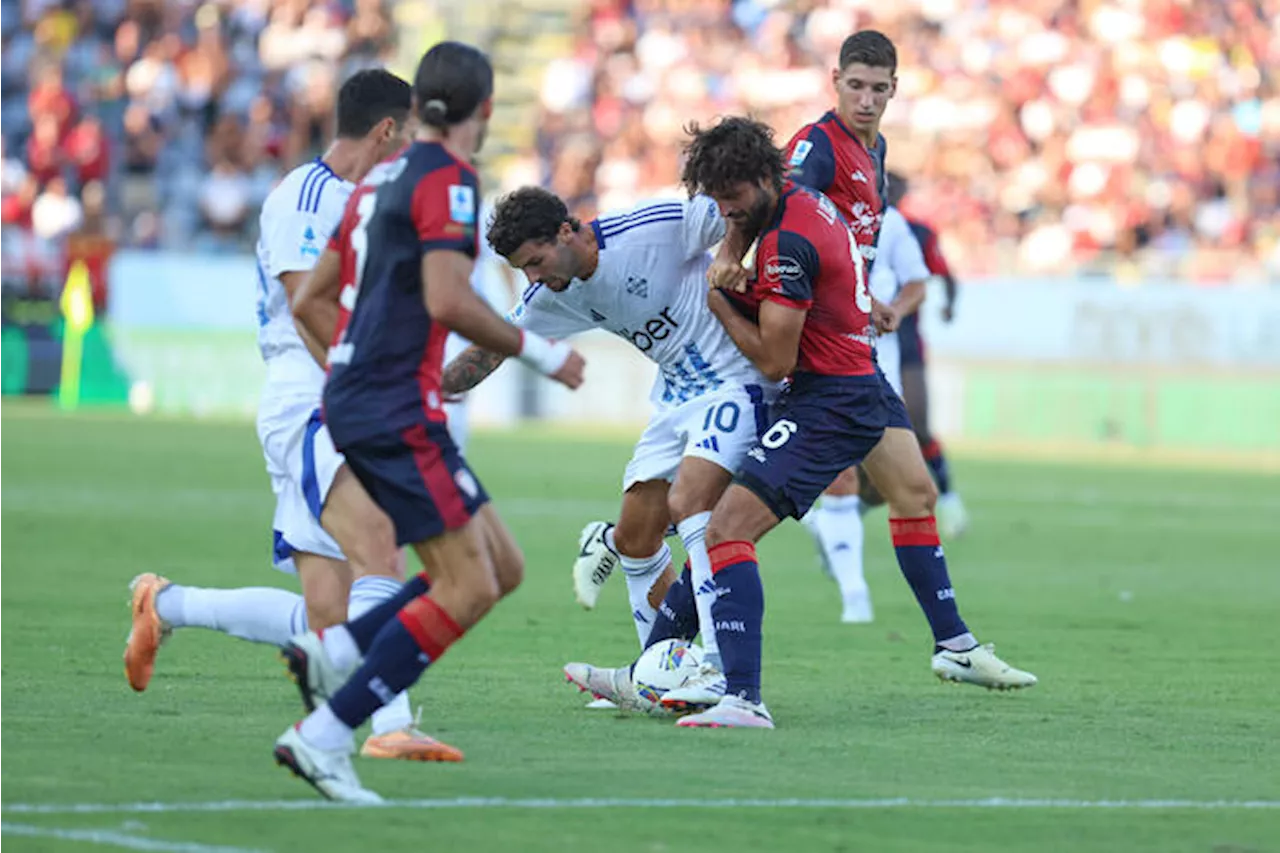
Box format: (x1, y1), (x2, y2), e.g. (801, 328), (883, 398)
(328, 594), (461, 728)
(890, 516), (969, 643)
(643, 561), (697, 647)
(344, 572), (430, 653)
(922, 439), (953, 495)
(707, 541), (764, 704)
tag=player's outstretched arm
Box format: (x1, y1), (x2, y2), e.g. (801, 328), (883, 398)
(707, 291), (804, 382)
(291, 249), (343, 367)
(442, 345), (507, 394)
(423, 250), (585, 389)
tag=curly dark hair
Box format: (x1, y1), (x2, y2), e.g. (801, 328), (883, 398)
(838, 30), (897, 73)
(680, 116), (787, 199)
(486, 186), (581, 259)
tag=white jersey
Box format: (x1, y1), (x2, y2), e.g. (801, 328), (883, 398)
(869, 206), (929, 305)
(507, 196), (773, 408)
(870, 205), (930, 395)
(254, 159), (354, 392)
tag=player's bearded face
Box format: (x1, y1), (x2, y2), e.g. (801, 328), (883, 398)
(715, 181), (773, 239)
(512, 238), (575, 291)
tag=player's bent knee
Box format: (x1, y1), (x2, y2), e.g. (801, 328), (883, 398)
(889, 475), (937, 517)
(612, 521), (664, 560)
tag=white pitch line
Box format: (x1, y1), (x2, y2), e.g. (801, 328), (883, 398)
(3, 798), (1278, 815)
(1, 822), (266, 853)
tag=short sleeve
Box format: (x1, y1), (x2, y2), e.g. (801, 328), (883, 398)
(884, 209), (930, 285)
(411, 166), (480, 257)
(260, 205), (327, 277)
(504, 284), (597, 339)
(681, 195), (726, 258)
(759, 229), (820, 309)
(784, 126), (836, 194)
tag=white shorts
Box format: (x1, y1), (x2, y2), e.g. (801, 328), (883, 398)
(257, 391), (345, 573)
(623, 383), (775, 491)
(875, 333), (903, 397)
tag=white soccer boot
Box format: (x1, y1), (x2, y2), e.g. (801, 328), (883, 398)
(840, 588), (875, 624)
(573, 521), (619, 609)
(659, 663), (726, 715)
(564, 661), (643, 712)
(281, 632), (358, 712)
(675, 694), (775, 729)
(932, 643), (1037, 690)
(274, 726), (383, 803)
(936, 492), (970, 539)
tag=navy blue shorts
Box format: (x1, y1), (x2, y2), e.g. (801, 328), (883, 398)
(337, 420), (489, 547)
(736, 370), (912, 520)
(898, 312), (925, 367)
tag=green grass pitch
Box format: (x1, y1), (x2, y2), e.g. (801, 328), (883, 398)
(2, 401), (1278, 852)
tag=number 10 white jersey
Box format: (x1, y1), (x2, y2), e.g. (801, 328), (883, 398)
(507, 196), (776, 410)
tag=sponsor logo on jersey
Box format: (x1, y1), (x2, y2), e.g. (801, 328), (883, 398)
(448, 185), (475, 224)
(851, 170), (869, 184)
(618, 306), (680, 352)
(789, 140), (813, 166)
(765, 257), (804, 282)
(625, 276), (649, 298)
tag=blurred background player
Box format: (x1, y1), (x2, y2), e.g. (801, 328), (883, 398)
(270, 42), (586, 802)
(441, 186), (780, 711)
(122, 69), (459, 762)
(894, 171), (969, 538)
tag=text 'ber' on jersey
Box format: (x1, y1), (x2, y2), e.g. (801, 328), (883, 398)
(753, 182), (876, 378)
(323, 141), (480, 447)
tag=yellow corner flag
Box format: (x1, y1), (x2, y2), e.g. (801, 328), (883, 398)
(57, 260), (96, 410)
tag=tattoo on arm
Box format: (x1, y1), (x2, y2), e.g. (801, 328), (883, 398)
(441, 346), (508, 394)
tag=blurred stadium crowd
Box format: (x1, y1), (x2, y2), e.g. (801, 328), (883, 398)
(4, 0), (1279, 299)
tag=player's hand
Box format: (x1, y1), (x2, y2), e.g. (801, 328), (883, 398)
(872, 301), (900, 334)
(551, 349), (586, 390)
(707, 257), (748, 293)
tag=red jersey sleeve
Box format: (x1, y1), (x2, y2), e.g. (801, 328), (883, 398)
(410, 166), (480, 257)
(758, 229), (820, 310)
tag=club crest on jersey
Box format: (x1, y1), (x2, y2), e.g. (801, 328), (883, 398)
(625, 276), (649, 298)
(448, 185), (475, 224)
(789, 140), (813, 166)
(765, 257), (804, 282)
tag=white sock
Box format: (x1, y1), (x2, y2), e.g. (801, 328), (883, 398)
(608, 528), (672, 646)
(939, 633), (979, 652)
(320, 624), (360, 672)
(676, 511), (720, 670)
(298, 703), (355, 752)
(348, 576), (414, 735)
(812, 495), (869, 608)
(154, 585), (307, 646)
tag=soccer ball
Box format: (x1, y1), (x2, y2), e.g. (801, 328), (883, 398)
(630, 639), (703, 713)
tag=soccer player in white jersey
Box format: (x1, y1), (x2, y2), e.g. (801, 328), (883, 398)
(801, 200), (929, 623)
(123, 70), (460, 762)
(441, 186), (781, 709)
